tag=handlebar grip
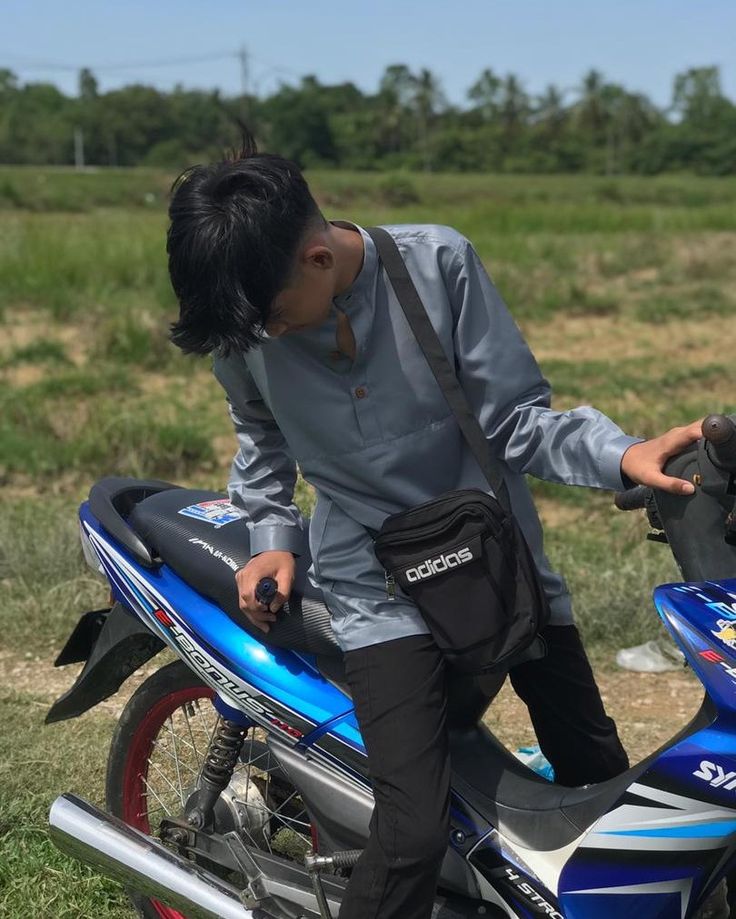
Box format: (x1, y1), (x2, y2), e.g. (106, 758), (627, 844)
(255, 576), (278, 607)
(702, 414), (736, 471)
(614, 486), (651, 512)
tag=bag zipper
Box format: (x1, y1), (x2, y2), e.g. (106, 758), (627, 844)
(376, 500), (503, 550)
(380, 490), (478, 529)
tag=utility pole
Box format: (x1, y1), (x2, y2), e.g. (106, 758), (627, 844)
(74, 127), (85, 169)
(238, 45), (249, 123)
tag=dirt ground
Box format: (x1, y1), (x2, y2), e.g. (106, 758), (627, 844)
(488, 662), (702, 765)
(1, 647), (701, 769)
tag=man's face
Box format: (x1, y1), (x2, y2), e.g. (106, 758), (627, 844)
(264, 240), (336, 338)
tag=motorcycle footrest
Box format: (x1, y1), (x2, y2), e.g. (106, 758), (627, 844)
(305, 849), (364, 872)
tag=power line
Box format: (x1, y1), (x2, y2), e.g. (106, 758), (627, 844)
(0, 49), (236, 73)
(0, 48), (303, 79)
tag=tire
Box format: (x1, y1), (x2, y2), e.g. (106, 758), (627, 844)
(106, 660), (213, 919)
(106, 659), (315, 919)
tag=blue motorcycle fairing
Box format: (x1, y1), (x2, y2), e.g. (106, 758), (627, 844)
(79, 502), (366, 772)
(556, 578), (736, 918)
(656, 579), (736, 713)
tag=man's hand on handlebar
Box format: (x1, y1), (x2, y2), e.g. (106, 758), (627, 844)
(235, 550), (295, 633)
(621, 419), (704, 496)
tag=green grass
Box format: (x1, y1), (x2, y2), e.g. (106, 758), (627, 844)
(0, 690), (133, 918)
(0, 211), (175, 319)
(0, 364), (218, 480)
(0, 499), (109, 655)
(537, 491), (681, 647)
(0, 339), (71, 368)
(3, 167), (736, 214)
(2, 176), (733, 331)
(635, 285), (733, 323)
(0, 166), (173, 213)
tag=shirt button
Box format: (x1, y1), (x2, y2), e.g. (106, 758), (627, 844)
(354, 386), (367, 399)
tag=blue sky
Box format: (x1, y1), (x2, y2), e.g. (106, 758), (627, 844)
(3, 0), (735, 107)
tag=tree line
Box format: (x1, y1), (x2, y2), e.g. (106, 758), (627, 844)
(1, 63), (734, 174)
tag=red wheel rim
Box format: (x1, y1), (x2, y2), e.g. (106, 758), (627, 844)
(120, 682), (215, 919)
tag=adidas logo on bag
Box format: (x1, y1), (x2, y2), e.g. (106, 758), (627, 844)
(405, 547), (474, 583)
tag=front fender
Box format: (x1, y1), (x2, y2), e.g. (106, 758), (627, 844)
(45, 602), (164, 724)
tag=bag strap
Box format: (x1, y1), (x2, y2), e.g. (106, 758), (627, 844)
(366, 226), (511, 513)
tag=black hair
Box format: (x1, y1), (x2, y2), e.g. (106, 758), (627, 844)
(167, 137), (323, 355)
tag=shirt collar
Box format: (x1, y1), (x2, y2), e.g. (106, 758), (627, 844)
(331, 220), (378, 310)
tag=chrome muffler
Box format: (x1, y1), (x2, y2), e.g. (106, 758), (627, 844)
(49, 794), (256, 919)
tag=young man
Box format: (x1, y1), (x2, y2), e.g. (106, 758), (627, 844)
(167, 144), (701, 919)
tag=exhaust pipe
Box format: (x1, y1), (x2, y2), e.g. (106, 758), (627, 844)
(49, 794), (256, 919)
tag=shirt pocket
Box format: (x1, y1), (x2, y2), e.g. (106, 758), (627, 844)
(308, 497), (334, 582)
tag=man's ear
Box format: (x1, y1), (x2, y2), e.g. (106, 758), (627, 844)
(302, 244), (335, 272)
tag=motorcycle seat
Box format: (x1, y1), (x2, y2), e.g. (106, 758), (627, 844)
(91, 478), (343, 660)
(449, 695), (715, 851)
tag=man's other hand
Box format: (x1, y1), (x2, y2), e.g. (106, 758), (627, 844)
(235, 550), (295, 633)
(621, 419), (704, 496)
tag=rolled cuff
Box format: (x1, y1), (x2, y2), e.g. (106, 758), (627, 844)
(249, 524), (306, 557)
(597, 433), (646, 492)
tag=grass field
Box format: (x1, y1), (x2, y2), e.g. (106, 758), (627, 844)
(0, 166), (734, 916)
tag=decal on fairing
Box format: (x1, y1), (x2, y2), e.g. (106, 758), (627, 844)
(693, 760), (736, 792)
(564, 877), (694, 919)
(501, 868), (564, 918)
(712, 619), (736, 651)
(469, 834), (562, 919)
(694, 643), (736, 684)
(671, 583), (736, 622)
(581, 781), (736, 851)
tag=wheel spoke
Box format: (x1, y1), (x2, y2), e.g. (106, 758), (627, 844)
(183, 705), (204, 769)
(148, 739), (200, 778)
(147, 757), (186, 801)
(167, 715), (186, 807)
(141, 777), (173, 817)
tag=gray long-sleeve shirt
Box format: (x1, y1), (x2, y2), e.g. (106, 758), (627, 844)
(212, 222), (640, 652)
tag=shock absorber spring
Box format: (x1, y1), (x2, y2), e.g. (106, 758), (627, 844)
(186, 719), (248, 828)
(201, 719), (248, 791)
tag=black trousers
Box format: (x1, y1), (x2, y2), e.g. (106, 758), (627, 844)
(338, 626), (629, 919)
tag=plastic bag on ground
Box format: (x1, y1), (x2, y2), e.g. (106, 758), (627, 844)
(615, 638), (685, 673)
(515, 745), (555, 781)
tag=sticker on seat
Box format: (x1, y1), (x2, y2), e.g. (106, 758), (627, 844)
(177, 499), (242, 528)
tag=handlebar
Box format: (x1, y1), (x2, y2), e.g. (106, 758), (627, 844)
(614, 486), (651, 512)
(255, 577), (278, 607)
(702, 414), (736, 472)
(613, 413), (736, 580)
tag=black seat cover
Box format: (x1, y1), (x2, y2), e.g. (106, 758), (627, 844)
(450, 725), (631, 851)
(450, 697), (715, 851)
(126, 486), (342, 659)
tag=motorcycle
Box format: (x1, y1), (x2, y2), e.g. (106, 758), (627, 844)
(46, 414), (736, 919)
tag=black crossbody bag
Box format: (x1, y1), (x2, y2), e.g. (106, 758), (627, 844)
(366, 226), (550, 674)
